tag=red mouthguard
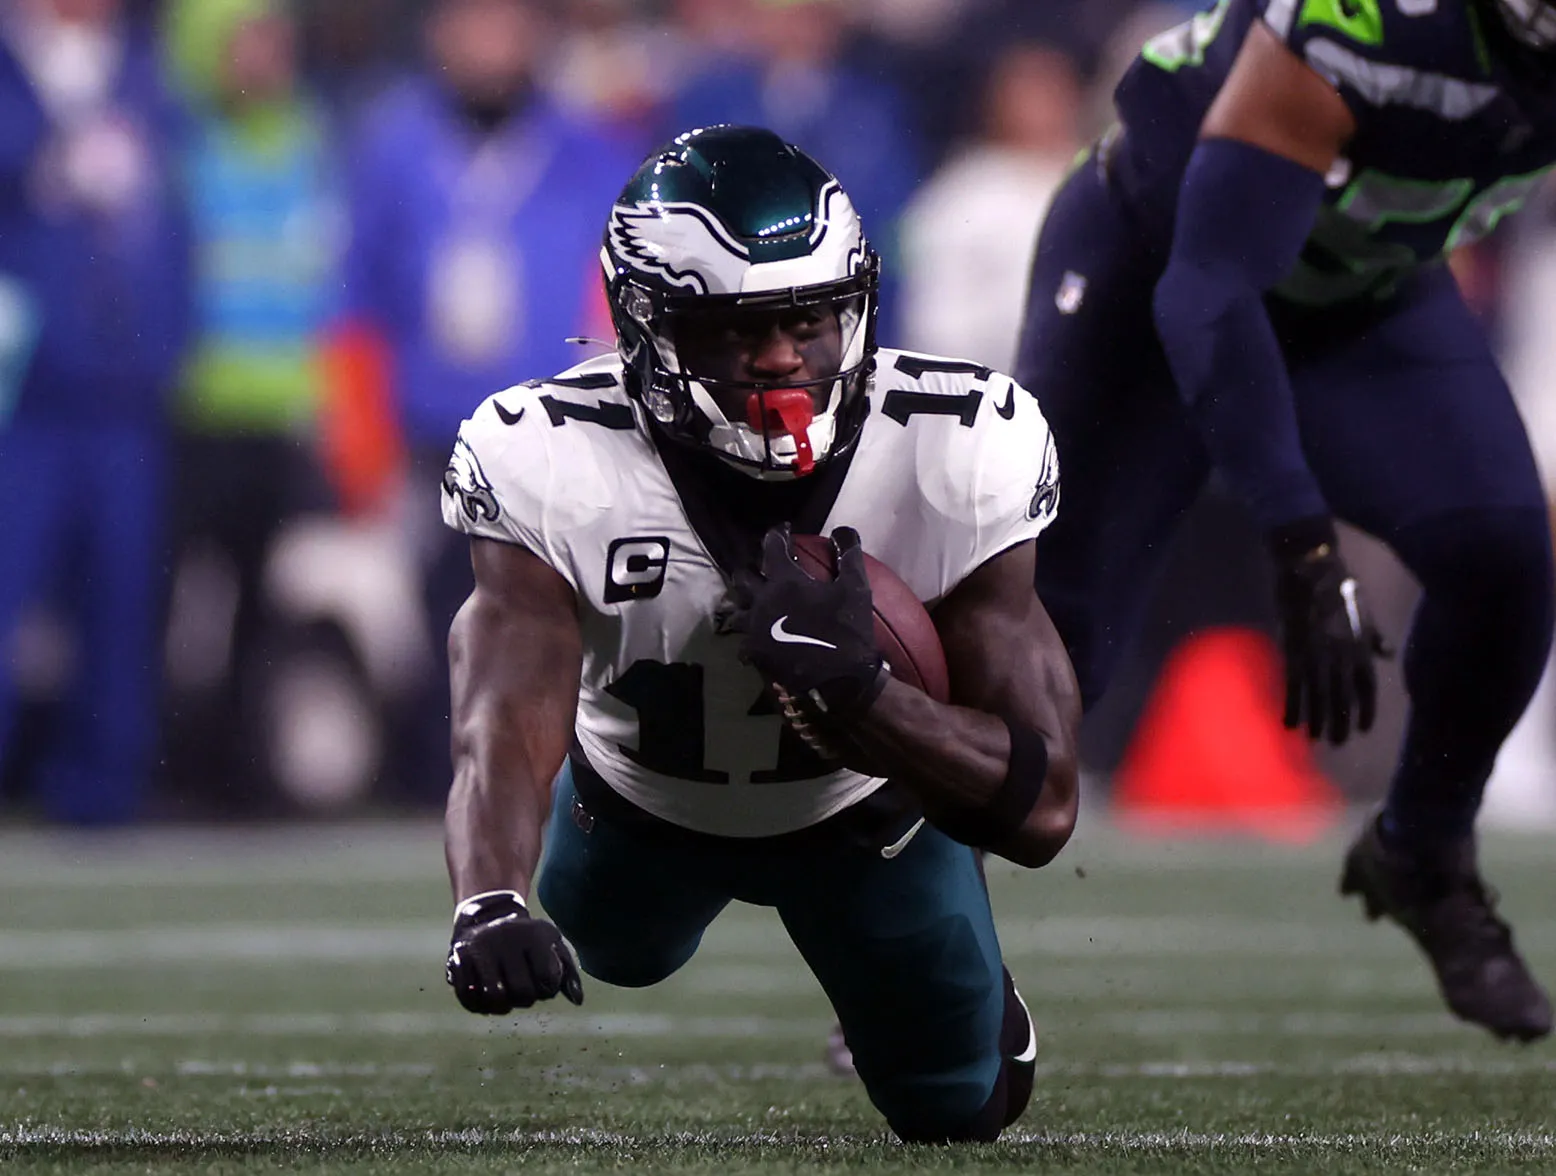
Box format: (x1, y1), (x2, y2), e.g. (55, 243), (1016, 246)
(746, 388), (816, 475)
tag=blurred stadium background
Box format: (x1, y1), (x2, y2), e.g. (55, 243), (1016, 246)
(7, 0), (1556, 828)
(2, 0), (1556, 1167)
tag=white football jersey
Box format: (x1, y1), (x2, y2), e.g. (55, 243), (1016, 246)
(441, 348), (1061, 838)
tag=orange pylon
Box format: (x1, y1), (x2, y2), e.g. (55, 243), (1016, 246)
(1112, 627), (1342, 842)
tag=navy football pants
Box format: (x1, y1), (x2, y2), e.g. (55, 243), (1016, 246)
(537, 765), (1010, 1140)
(0, 421), (165, 823)
(1017, 155), (1555, 841)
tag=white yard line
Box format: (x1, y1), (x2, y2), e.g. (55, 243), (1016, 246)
(0, 1009), (1520, 1040)
(10, 918), (1546, 970)
(0, 822), (444, 887)
(0, 1011), (833, 1038)
(0, 1125), (1553, 1150)
(0, 926), (443, 967)
(0, 818), (1550, 886)
(1004, 1129), (1556, 1149)
(5, 1056), (1555, 1083)
(679, 962), (1431, 1000)
(1092, 1009), (1491, 1037)
(704, 915), (1556, 958)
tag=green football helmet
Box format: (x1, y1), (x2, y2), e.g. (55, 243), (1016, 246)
(601, 125), (880, 478)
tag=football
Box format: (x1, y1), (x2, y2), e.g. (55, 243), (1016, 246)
(789, 533), (950, 703)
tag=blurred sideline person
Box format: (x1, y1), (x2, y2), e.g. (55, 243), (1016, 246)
(1016, 0), (1556, 1041)
(0, 0), (188, 823)
(439, 127), (1079, 1142)
(544, 0), (679, 136)
(665, 0), (920, 336)
(341, 0), (641, 803)
(899, 42), (1083, 372)
(159, 0), (342, 810)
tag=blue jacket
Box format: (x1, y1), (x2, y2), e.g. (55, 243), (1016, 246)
(0, 22), (190, 426)
(666, 60), (921, 336)
(345, 79), (643, 448)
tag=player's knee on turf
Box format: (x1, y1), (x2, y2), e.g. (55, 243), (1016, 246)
(856, 1040), (1003, 1144)
(883, 1055), (1032, 1144)
(886, 965), (1037, 1143)
(871, 1026), (1034, 1143)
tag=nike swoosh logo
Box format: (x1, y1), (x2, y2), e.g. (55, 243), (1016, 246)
(769, 616), (838, 649)
(995, 384), (1016, 420)
(494, 402), (525, 425)
(880, 816), (926, 860)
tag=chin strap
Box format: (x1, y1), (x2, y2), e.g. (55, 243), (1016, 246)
(747, 388), (817, 475)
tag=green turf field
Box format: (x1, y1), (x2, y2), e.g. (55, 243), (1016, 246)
(0, 816), (1552, 1174)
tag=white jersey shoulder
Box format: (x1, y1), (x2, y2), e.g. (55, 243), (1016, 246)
(837, 347), (1058, 605)
(441, 352), (645, 591)
(440, 347), (1060, 839)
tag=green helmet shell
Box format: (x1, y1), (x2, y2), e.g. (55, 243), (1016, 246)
(601, 125), (880, 478)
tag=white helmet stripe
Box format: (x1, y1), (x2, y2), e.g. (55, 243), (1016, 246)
(607, 202), (752, 295)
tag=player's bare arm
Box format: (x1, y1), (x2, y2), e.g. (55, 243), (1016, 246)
(846, 539), (1080, 869)
(443, 536), (586, 1015)
(1201, 19), (1354, 169)
(445, 536), (581, 902)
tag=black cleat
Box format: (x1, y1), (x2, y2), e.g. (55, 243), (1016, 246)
(1340, 816), (1553, 1042)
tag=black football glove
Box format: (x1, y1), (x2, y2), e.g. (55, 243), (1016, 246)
(445, 890), (583, 1014)
(729, 525), (889, 720)
(1270, 519), (1388, 746)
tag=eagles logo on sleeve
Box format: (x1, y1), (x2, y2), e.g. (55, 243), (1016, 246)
(442, 437), (501, 525)
(1029, 432), (1060, 523)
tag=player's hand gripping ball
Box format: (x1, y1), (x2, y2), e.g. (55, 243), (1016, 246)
(784, 532), (950, 705)
(724, 526), (950, 760)
(729, 525), (889, 721)
(445, 890), (583, 1014)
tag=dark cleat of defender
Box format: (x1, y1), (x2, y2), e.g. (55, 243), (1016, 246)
(1340, 816), (1553, 1043)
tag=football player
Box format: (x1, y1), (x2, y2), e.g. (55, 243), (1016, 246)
(438, 126), (1080, 1142)
(1016, 0), (1556, 1040)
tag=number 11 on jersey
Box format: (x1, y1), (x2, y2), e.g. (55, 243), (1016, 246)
(606, 658), (840, 784)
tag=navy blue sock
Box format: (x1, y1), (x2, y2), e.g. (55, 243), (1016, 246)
(1382, 507), (1554, 848)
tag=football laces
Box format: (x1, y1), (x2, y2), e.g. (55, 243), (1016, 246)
(773, 684), (842, 760)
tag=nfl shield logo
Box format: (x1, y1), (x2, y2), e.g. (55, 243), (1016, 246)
(1055, 271), (1087, 315)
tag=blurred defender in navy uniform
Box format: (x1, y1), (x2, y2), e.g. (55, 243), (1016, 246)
(0, 0), (187, 823)
(1016, 0), (1556, 1041)
(438, 127), (1080, 1141)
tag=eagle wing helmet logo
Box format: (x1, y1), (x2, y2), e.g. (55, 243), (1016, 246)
(599, 127), (882, 480)
(607, 202), (751, 296)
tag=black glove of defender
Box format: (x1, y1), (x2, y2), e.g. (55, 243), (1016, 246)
(445, 890), (583, 1014)
(1271, 520), (1387, 746)
(730, 525), (888, 719)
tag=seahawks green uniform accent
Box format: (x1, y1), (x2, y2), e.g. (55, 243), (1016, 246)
(1299, 0), (1384, 47)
